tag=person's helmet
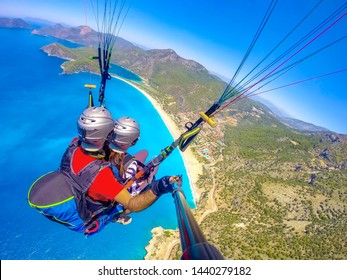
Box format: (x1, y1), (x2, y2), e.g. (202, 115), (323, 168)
(110, 116), (140, 152)
(77, 106), (114, 152)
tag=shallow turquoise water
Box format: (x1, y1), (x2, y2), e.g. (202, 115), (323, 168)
(0, 28), (193, 260)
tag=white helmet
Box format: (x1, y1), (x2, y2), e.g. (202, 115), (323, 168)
(77, 106), (114, 152)
(109, 116), (140, 152)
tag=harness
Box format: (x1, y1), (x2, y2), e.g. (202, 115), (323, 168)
(59, 139), (114, 230)
(28, 139), (135, 235)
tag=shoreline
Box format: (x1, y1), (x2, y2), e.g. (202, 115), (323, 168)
(117, 76), (204, 260)
(118, 76), (203, 203)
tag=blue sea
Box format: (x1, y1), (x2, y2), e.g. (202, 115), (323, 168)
(0, 28), (193, 260)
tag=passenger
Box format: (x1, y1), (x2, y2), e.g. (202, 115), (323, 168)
(108, 116), (160, 224)
(109, 116), (158, 193)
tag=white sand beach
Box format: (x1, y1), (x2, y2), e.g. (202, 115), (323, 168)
(119, 78), (204, 260)
(119, 77), (203, 201)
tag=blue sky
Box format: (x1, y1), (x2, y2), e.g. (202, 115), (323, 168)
(2, 0), (347, 133)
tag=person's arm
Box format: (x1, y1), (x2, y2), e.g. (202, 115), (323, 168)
(114, 188), (158, 212)
(113, 176), (181, 212)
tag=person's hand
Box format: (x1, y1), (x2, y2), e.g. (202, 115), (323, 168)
(151, 175), (183, 196)
(145, 166), (159, 184)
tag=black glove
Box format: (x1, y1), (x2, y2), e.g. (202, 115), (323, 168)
(150, 176), (172, 197)
(151, 175), (183, 197)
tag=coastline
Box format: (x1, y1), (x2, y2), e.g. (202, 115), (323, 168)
(118, 77), (203, 202)
(117, 76), (203, 260)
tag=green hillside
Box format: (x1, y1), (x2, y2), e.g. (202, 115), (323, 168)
(194, 118), (347, 259)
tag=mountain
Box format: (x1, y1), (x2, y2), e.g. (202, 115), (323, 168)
(0, 17), (32, 29)
(23, 17), (63, 28)
(32, 23), (134, 49)
(0, 18), (336, 133)
(250, 95), (292, 118)
(32, 24), (99, 45)
(209, 71), (231, 83)
(30, 23), (333, 133)
(280, 117), (330, 132)
(250, 96), (330, 132)
(33, 23), (226, 113)
(41, 43), (77, 60)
